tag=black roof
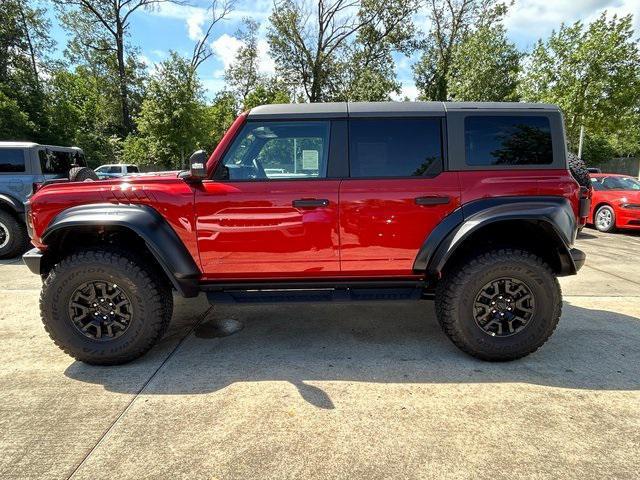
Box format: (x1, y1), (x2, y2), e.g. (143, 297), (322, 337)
(247, 101), (559, 120)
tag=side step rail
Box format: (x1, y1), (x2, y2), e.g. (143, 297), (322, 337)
(200, 280), (428, 304)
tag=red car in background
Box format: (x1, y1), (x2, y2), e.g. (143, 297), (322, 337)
(589, 174), (640, 232)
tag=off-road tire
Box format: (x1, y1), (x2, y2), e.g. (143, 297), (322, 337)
(0, 210), (30, 259)
(40, 249), (173, 365)
(594, 205), (616, 232)
(68, 166), (99, 182)
(567, 152), (591, 189)
(435, 249), (562, 361)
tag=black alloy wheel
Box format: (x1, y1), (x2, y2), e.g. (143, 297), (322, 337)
(68, 281), (133, 340)
(472, 277), (535, 337)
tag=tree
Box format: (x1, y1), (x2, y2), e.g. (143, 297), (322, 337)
(448, 24), (520, 101)
(124, 53), (208, 169)
(0, 0), (55, 141)
(224, 19), (265, 107)
(53, 0), (179, 134)
(267, 0), (416, 102)
(412, 0), (510, 101)
(47, 66), (124, 166)
(203, 91), (238, 149)
(334, 0), (417, 101)
(519, 13), (640, 159)
(190, 0), (235, 70)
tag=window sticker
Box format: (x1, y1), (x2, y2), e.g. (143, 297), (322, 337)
(302, 149), (319, 170)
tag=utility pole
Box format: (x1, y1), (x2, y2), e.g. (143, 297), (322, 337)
(577, 125), (585, 158)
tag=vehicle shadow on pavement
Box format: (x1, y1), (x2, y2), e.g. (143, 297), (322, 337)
(64, 300), (640, 408)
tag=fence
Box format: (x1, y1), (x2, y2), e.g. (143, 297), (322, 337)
(590, 157), (639, 177)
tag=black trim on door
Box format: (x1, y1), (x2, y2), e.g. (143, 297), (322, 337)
(327, 119), (349, 178)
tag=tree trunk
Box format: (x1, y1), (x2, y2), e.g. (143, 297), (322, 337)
(17, 2), (40, 90)
(115, 18), (132, 133)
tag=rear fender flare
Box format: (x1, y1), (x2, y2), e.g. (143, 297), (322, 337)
(413, 196), (578, 277)
(42, 203), (200, 297)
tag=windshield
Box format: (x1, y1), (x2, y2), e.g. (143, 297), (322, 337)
(600, 176), (640, 191)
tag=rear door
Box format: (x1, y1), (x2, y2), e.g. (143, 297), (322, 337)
(339, 117), (460, 275)
(195, 120), (342, 279)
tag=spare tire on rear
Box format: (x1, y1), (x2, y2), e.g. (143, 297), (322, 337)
(69, 166), (99, 182)
(568, 152), (590, 189)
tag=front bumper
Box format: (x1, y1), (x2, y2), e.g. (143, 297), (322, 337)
(23, 248), (43, 275)
(570, 248), (586, 272)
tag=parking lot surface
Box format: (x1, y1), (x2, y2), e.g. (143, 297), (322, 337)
(1, 228), (639, 479)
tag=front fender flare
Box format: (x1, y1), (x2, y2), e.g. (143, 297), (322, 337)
(414, 196), (579, 277)
(0, 193), (25, 215)
(42, 203), (200, 297)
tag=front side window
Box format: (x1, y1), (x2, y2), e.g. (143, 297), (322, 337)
(218, 121), (330, 180)
(349, 118), (443, 178)
(0, 149), (26, 173)
(465, 116), (553, 166)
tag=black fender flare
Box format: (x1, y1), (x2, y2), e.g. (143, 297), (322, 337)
(413, 196), (579, 277)
(0, 193), (25, 215)
(42, 203), (200, 297)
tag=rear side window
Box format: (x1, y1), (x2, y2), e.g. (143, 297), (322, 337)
(39, 150), (78, 174)
(0, 149), (26, 173)
(127, 166), (139, 173)
(465, 116), (553, 166)
(349, 118), (442, 177)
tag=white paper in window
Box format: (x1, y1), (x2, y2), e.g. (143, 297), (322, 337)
(301, 149), (319, 170)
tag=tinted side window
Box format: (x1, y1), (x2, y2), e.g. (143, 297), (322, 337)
(349, 118), (442, 178)
(0, 149), (26, 173)
(39, 150), (75, 174)
(465, 116), (553, 166)
(220, 121), (330, 180)
(127, 166), (139, 173)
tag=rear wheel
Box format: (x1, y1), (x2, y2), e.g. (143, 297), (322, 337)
(435, 249), (562, 361)
(0, 210), (29, 259)
(40, 249), (173, 365)
(594, 205), (616, 232)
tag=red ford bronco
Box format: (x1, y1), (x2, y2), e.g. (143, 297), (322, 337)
(23, 102), (588, 365)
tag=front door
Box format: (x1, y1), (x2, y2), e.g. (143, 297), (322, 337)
(195, 120), (340, 279)
(339, 117), (461, 275)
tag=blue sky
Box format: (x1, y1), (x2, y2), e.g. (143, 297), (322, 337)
(45, 0), (639, 100)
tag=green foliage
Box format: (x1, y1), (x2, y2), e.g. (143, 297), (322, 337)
(268, 0), (416, 102)
(124, 53), (208, 169)
(204, 91), (238, 149)
(449, 24), (521, 101)
(413, 0), (511, 101)
(0, 92), (35, 139)
(519, 13), (640, 157)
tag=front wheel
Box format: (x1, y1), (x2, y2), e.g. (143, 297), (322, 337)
(40, 249), (173, 365)
(594, 205), (616, 232)
(435, 249), (562, 361)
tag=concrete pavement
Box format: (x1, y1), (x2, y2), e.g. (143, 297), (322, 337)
(0, 228), (639, 479)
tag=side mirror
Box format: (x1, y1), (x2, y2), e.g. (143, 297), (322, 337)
(185, 150), (207, 182)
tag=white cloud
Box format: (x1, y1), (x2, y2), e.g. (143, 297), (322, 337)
(505, 0), (640, 48)
(210, 33), (275, 75)
(211, 33), (244, 69)
(391, 83), (419, 101)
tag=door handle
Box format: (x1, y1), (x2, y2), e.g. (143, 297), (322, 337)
(415, 196), (450, 206)
(292, 198), (330, 208)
